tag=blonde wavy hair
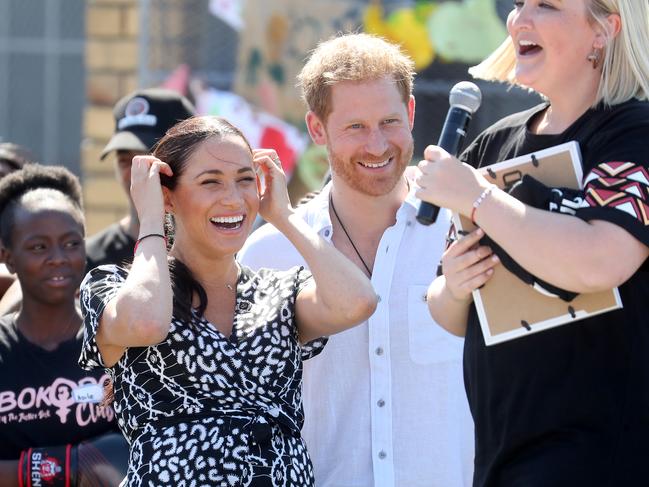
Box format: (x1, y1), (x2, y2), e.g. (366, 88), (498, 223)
(297, 33), (415, 122)
(469, 0), (649, 106)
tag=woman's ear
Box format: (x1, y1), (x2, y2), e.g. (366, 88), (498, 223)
(1, 247), (15, 274)
(256, 171), (263, 195)
(162, 186), (174, 213)
(595, 13), (621, 47)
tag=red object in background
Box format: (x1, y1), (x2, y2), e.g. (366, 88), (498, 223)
(260, 125), (297, 176)
(162, 64), (191, 96)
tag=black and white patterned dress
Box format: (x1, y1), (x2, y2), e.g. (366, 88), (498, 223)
(78, 264), (326, 487)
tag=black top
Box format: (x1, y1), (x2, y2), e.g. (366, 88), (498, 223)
(85, 222), (135, 272)
(0, 315), (117, 459)
(79, 264), (327, 487)
(460, 99), (649, 487)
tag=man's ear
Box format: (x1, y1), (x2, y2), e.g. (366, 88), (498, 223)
(305, 111), (327, 146)
(407, 95), (416, 131)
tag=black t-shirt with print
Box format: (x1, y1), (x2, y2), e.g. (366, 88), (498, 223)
(460, 99), (649, 487)
(85, 222), (135, 272)
(0, 315), (117, 459)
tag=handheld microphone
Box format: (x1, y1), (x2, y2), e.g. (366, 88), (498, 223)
(416, 81), (482, 225)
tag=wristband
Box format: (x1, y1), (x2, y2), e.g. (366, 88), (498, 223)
(471, 185), (496, 225)
(19, 444), (77, 487)
(133, 233), (167, 254)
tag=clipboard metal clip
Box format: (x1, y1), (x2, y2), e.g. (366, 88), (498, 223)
(568, 306), (576, 319)
(502, 170), (523, 192)
(531, 154), (540, 167)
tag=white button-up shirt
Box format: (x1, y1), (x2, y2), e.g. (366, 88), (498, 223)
(239, 184), (474, 487)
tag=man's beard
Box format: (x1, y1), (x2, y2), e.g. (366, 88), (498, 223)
(327, 139), (414, 197)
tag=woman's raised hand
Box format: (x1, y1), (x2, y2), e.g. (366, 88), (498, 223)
(130, 155), (173, 231)
(253, 149), (293, 226)
(442, 228), (500, 302)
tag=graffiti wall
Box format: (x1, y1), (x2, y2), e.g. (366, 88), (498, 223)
(234, 0), (366, 126)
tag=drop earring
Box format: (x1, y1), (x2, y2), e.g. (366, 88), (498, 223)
(587, 48), (602, 69)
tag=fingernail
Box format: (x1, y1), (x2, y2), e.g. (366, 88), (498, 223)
(477, 228), (484, 236)
(492, 255), (499, 262)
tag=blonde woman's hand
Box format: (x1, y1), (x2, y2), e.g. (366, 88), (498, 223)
(442, 228), (500, 302)
(253, 149), (293, 226)
(415, 145), (491, 217)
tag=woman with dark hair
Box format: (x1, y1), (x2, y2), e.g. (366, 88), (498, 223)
(0, 164), (127, 486)
(418, 1), (649, 486)
(78, 116), (377, 486)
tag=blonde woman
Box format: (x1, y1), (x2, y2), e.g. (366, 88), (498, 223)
(416, 1), (649, 486)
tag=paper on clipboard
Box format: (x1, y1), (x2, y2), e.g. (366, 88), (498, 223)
(452, 141), (623, 345)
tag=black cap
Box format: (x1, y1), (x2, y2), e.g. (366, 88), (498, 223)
(100, 88), (195, 160)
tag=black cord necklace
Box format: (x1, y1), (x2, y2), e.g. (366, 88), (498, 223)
(329, 193), (372, 277)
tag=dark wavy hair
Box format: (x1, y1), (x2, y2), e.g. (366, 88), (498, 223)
(0, 164), (84, 248)
(152, 116), (253, 322)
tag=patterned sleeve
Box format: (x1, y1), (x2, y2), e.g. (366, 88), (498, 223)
(78, 265), (128, 370)
(576, 131), (649, 247)
(292, 266), (328, 360)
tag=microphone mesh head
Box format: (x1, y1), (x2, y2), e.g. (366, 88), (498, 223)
(449, 81), (482, 113)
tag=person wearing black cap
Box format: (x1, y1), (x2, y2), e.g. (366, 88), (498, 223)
(86, 88), (195, 271)
(0, 91), (195, 315)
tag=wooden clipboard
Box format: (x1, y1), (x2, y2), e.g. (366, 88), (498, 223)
(452, 141), (622, 345)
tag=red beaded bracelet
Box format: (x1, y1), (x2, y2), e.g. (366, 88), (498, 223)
(133, 233), (167, 254)
(471, 185), (496, 225)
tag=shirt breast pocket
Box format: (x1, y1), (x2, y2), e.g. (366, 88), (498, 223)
(407, 285), (464, 365)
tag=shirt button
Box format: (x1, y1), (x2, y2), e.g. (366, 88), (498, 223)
(375, 347), (384, 356)
(377, 295), (382, 303)
(378, 450), (387, 459)
(406, 221), (412, 226)
(377, 399), (385, 408)
(324, 229), (331, 237)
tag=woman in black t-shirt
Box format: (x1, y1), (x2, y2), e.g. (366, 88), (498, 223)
(416, 1), (649, 486)
(0, 165), (127, 486)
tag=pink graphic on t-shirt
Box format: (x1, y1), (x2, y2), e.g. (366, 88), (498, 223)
(50, 378), (77, 423)
(0, 375), (113, 426)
